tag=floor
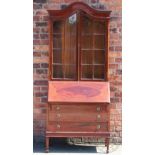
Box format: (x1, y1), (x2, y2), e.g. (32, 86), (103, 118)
(33, 138), (122, 154)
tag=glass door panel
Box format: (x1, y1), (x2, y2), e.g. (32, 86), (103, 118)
(63, 14), (77, 79)
(94, 35), (105, 49)
(52, 12), (106, 81)
(64, 65), (76, 79)
(94, 65), (105, 79)
(81, 50), (93, 65)
(53, 65), (63, 78)
(81, 15), (93, 35)
(94, 50), (105, 64)
(52, 14), (77, 80)
(80, 13), (105, 80)
(53, 49), (62, 63)
(81, 65), (93, 79)
(81, 35), (93, 49)
(93, 21), (106, 34)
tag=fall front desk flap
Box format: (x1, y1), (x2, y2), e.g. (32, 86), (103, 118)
(48, 81), (110, 103)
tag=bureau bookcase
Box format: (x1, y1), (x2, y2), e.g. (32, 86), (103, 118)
(46, 2), (111, 153)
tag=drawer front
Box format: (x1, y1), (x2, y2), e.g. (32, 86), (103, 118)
(48, 104), (108, 122)
(50, 104), (107, 113)
(47, 122), (108, 132)
(49, 112), (108, 122)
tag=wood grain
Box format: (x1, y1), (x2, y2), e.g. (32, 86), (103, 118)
(46, 2), (111, 153)
(48, 81), (110, 103)
(47, 122), (108, 132)
(50, 104), (107, 112)
(49, 112), (108, 123)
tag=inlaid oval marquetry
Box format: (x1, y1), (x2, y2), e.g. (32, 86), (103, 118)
(57, 86), (100, 97)
(48, 81), (110, 103)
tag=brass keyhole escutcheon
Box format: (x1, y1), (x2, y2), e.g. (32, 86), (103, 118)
(57, 124), (61, 128)
(56, 106), (60, 110)
(96, 107), (101, 111)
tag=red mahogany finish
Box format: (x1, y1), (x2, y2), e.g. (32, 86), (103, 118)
(46, 2), (111, 153)
(47, 2), (111, 20)
(48, 81), (110, 103)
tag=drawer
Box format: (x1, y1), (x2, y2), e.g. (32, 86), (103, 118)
(47, 122), (108, 132)
(49, 104), (107, 113)
(49, 112), (108, 122)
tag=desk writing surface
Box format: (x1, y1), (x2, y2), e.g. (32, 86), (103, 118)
(48, 81), (110, 103)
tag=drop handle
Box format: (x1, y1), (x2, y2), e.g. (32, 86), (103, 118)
(97, 124), (101, 129)
(57, 114), (61, 118)
(97, 114), (101, 119)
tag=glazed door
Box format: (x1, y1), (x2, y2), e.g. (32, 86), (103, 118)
(51, 11), (107, 81)
(52, 13), (77, 80)
(80, 12), (106, 80)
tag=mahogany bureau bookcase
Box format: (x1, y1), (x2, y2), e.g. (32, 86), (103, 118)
(46, 2), (111, 153)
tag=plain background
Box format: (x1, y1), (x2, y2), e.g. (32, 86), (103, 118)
(0, 0), (155, 155)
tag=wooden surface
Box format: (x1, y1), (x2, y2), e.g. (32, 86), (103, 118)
(49, 113), (108, 122)
(47, 2), (111, 20)
(49, 104), (107, 113)
(46, 131), (110, 137)
(49, 104), (108, 122)
(46, 2), (111, 153)
(48, 2), (111, 81)
(48, 81), (110, 103)
(47, 122), (108, 132)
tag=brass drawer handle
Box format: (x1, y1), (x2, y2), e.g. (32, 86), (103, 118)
(56, 106), (60, 110)
(97, 124), (101, 129)
(57, 124), (61, 128)
(96, 107), (101, 111)
(97, 114), (101, 119)
(57, 114), (61, 118)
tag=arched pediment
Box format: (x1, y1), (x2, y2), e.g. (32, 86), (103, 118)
(47, 2), (111, 20)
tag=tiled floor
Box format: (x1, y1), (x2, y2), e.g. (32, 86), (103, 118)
(33, 138), (121, 154)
